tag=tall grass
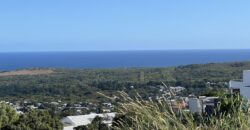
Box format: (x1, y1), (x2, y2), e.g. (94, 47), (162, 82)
(111, 92), (250, 130)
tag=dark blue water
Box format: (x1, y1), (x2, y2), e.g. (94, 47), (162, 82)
(0, 50), (250, 71)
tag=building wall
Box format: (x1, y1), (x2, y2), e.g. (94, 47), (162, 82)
(229, 70), (250, 100)
(243, 70), (250, 86)
(188, 98), (201, 113)
(229, 81), (243, 88)
(240, 87), (250, 99)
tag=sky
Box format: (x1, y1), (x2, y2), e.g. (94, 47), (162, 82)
(0, 0), (250, 52)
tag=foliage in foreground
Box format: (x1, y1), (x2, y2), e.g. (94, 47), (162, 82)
(112, 92), (250, 130)
(0, 103), (63, 130)
(74, 116), (109, 130)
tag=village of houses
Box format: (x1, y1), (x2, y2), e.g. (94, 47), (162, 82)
(1, 70), (250, 130)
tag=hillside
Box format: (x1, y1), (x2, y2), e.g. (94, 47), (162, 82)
(0, 61), (249, 103)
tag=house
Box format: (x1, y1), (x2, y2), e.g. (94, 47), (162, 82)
(229, 70), (250, 99)
(170, 86), (185, 93)
(188, 98), (202, 113)
(61, 112), (116, 130)
(200, 96), (220, 115)
(188, 96), (220, 114)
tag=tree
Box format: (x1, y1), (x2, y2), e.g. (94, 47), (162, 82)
(219, 93), (243, 114)
(74, 125), (88, 130)
(14, 110), (63, 130)
(1, 109), (63, 130)
(74, 116), (109, 130)
(0, 103), (19, 128)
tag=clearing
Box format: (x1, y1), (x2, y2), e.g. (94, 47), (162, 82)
(0, 69), (54, 76)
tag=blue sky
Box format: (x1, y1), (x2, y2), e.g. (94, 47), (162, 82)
(0, 0), (250, 52)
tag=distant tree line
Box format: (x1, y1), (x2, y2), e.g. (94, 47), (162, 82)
(0, 61), (249, 103)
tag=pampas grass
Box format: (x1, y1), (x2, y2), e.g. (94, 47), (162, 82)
(111, 91), (250, 130)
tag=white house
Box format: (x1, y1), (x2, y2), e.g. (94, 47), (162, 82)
(188, 96), (220, 114)
(229, 70), (250, 99)
(188, 98), (202, 113)
(61, 112), (116, 130)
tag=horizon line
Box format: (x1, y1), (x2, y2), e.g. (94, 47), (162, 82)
(0, 48), (249, 53)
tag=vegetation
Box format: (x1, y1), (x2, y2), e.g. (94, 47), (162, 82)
(0, 103), (19, 128)
(111, 92), (250, 130)
(0, 61), (249, 129)
(0, 61), (249, 103)
(74, 116), (109, 130)
(0, 103), (62, 130)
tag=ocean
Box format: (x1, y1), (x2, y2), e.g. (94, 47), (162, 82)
(0, 50), (250, 71)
